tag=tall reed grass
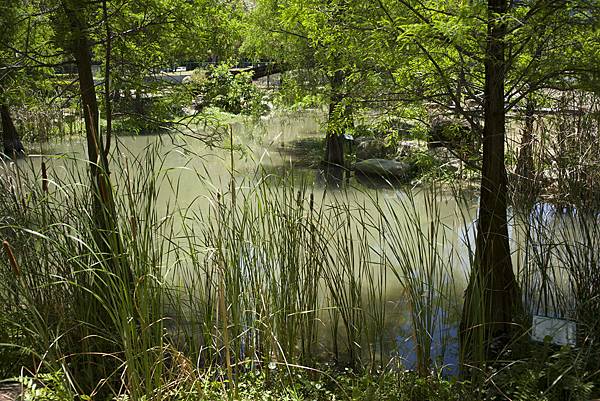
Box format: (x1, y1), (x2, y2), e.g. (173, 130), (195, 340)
(515, 202), (600, 362)
(1, 138), (599, 399)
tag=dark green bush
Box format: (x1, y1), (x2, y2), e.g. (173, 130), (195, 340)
(486, 345), (594, 401)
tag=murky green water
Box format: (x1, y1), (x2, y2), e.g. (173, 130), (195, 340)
(2, 111), (486, 373)
(20, 110), (479, 275)
(1, 110), (593, 376)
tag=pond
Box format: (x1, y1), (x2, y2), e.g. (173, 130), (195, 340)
(3, 110), (585, 375)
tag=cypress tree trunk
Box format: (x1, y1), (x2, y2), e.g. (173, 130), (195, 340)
(324, 70), (351, 183)
(1, 104), (24, 157)
(460, 0), (522, 369)
(62, 1), (118, 245)
(73, 25), (103, 174)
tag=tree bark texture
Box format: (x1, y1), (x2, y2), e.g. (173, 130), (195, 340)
(460, 0), (522, 368)
(60, 2), (131, 299)
(1, 104), (24, 157)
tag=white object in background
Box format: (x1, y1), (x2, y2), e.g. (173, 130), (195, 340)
(531, 315), (576, 346)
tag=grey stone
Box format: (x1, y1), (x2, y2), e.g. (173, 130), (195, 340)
(354, 137), (391, 160)
(354, 159), (414, 179)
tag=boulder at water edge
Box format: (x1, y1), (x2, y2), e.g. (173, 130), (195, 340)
(354, 137), (392, 160)
(353, 159), (414, 180)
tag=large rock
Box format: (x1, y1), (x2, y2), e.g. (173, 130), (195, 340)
(354, 137), (391, 160)
(354, 159), (414, 179)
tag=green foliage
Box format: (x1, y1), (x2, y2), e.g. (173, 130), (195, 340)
(188, 64), (268, 116)
(111, 88), (188, 135)
(273, 72), (326, 110)
(19, 372), (72, 401)
(428, 120), (477, 153)
(11, 368), (474, 401)
(405, 150), (438, 175)
(0, 0), (58, 145)
(392, 371), (474, 401)
(487, 345), (594, 401)
(350, 120), (405, 148)
(0, 312), (25, 378)
(112, 115), (170, 136)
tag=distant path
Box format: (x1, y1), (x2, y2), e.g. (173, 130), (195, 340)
(230, 63), (285, 80)
(142, 63), (285, 85)
(91, 63), (284, 86)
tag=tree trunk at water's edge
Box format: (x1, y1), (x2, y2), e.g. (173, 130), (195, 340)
(459, 0), (523, 371)
(63, 0), (118, 235)
(324, 70), (352, 184)
(1, 104), (24, 157)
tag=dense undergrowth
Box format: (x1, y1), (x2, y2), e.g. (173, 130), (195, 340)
(0, 142), (599, 400)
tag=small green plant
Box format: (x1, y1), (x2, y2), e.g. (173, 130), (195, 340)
(405, 150), (439, 175)
(18, 372), (72, 401)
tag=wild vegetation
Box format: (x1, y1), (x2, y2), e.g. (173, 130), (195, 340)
(1, 0), (600, 400)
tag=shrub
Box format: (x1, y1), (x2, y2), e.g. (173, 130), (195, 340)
(188, 64), (268, 116)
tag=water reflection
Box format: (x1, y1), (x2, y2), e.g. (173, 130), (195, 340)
(0, 112), (476, 374)
(2, 111), (590, 374)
